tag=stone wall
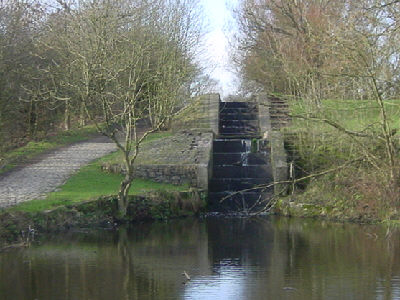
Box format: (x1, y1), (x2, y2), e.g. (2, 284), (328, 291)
(103, 130), (214, 190)
(126, 93), (221, 189)
(256, 94), (288, 195)
(132, 165), (203, 187)
(171, 94), (220, 135)
(105, 163), (209, 189)
(256, 93), (272, 138)
(269, 131), (288, 195)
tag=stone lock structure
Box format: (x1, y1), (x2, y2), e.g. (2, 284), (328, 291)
(102, 93), (289, 212)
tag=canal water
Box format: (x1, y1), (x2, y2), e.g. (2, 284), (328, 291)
(1, 216), (400, 300)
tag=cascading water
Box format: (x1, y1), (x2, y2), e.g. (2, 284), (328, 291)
(208, 101), (273, 212)
(241, 139), (252, 166)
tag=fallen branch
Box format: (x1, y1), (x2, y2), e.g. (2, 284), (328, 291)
(220, 157), (365, 203)
(290, 114), (373, 138)
(289, 113), (388, 172)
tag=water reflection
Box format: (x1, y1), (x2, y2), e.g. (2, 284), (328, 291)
(1, 217), (400, 299)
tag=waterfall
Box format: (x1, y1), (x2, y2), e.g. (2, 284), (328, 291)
(209, 101), (272, 212)
(241, 139), (252, 166)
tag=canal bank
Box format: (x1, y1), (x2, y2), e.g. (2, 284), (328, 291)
(273, 98), (400, 224)
(0, 95), (218, 247)
(0, 190), (206, 247)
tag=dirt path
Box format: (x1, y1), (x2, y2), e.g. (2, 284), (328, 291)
(0, 136), (117, 208)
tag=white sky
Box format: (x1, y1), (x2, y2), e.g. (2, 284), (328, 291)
(200, 0), (239, 97)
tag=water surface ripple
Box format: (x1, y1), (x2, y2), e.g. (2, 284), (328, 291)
(1, 216), (400, 299)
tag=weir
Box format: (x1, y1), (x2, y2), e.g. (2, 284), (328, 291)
(208, 101), (273, 212)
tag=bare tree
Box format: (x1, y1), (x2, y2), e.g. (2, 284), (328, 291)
(233, 0), (400, 201)
(35, 0), (203, 216)
(0, 0), (46, 152)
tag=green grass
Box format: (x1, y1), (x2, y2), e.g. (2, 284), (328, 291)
(8, 158), (188, 213)
(141, 131), (173, 143)
(284, 99), (400, 170)
(289, 99), (400, 132)
(283, 99), (400, 221)
(0, 125), (99, 174)
(7, 132), (188, 213)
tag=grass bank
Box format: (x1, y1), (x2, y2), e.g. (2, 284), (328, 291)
(0, 191), (206, 247)
(279, 98), (400, 223)
(0, 125), (99, 174)
(0, 130), (205, 246)
(6, 131), (186, 214)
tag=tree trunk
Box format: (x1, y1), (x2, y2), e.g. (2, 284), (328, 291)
(28, 101), (38, 138)
(64, 100), (71, 131)
(117, 174), (132, 218)
(79, 101), (86, 127)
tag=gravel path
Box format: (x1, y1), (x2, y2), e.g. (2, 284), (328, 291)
(0, 136), (117, 208)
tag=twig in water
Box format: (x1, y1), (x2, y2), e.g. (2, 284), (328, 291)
(182, 271), (191, 281)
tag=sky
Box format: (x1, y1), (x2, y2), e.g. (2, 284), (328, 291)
(200, 0), (239, 97)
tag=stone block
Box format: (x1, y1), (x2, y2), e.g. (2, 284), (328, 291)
(269, 131), (288, 195)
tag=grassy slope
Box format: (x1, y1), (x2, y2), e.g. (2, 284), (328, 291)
(0, 125), (99, 174)
(282, 99), (400, 222)
(289, 99), (400, 132)
(7, 131), (188, 213)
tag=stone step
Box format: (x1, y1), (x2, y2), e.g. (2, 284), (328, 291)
(213, 153), (242, 165)
(271, 118), (290, 123)
(271, 118), (291, 124)
(270, 120), (291, 125)
(209, 178), (269, 192)
(219, 132), (261, 140)
(268, 98), (287, 103)
(271, 121), (290, 129)
(220, 119), (259, 127)
(268, 100), (288, 105)
(220, 113), (258, 121)
(219, 127), (259, 136)
(219, 127), (259, 135)
(269, 101), (289, 106)
(219, 107), (258, 114)
(269, 104), (288, 109)
(269, 108), (289, 114)
(270, 114), (291, 120)
(218, 137), (262, 142)
(212, 165), (273, 179)
(270, 112), (291, 118)
(213, 153), (270, 165)
(213, 140), (248, 153)
(220, 102), (257, 109)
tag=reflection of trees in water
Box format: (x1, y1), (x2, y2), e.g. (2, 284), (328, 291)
(1, 218), (400, 299)
(115, 221), (211, 300)
(267, 217), (400, 299)
(206, 217), (275, 267)
(206, 217), (400, 299)
(0, 219), (210, 300)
